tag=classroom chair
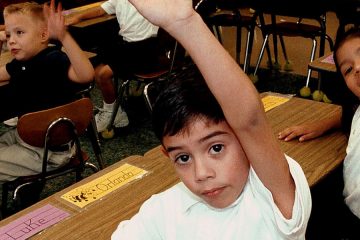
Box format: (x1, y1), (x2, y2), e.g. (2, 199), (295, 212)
(251, 2), (334, 87)
(1, 98), (99, 218)
(195, 0), (258, 73)
(101, 30), (182, 138)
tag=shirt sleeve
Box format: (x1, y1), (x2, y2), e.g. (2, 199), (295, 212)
(249, 155), (312, 238)
(111, 195), (164, 240)
(101, 0), (117, 15)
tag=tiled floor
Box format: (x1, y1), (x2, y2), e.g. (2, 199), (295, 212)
(220, 10), (339, 77)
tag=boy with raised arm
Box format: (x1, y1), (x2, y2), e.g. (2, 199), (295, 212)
(112, 0), (311, 239)
(0, 0), (94, 183)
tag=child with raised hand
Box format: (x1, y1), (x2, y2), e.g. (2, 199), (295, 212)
(111, 0), (311, 239)
(0, 0), (94, 183)
(66, 0), (162, 132)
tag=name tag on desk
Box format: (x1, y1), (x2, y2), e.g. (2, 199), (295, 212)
(262, 95), (291, 112)
(61, 163), (148, 208)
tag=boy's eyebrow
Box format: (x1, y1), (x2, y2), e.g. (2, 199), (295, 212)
(339, 46), (360, 68)
(165, 131), (229, 153)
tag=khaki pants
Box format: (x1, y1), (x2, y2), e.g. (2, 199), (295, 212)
(0, 129), (72, 183)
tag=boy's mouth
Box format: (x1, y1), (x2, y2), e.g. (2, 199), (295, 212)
(10, 49), (20, 55)
(202, 186), (225, 197)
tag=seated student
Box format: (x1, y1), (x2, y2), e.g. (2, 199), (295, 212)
(278, 27), (360, 237)
(66, 0), (162, 132)
(111, 0), (312, 239)
(0, 0), (94, 183)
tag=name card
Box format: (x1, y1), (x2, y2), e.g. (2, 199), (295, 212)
(61, 163), (148, 208)
(0, 204), (70, 240)
(262, 95), (291, 112)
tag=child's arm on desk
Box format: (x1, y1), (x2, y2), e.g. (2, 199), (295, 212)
(44, 0), (94, 83)
(129, 0), (295, 218)
(65, 6), (107, 26)
(278, 111), (342, 142)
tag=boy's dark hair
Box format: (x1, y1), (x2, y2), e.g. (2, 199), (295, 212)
(152, 66), (225, 142)
(332, 27), (360, 135)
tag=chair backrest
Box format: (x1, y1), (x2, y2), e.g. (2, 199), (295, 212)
(17, 98), (93, 148)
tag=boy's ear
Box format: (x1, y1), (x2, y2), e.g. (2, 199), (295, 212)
(160, 146), (169, 157)
(40, 27), (49, 43)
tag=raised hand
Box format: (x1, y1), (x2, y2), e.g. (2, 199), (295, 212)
(43, 0), (67, 42)
(128, 0), (194, 31)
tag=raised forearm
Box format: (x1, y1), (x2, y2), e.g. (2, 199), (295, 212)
(60, 32), (94, 83)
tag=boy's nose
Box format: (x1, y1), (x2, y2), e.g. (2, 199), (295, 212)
(194, 159), (215, 182)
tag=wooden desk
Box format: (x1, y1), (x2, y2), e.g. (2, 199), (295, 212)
(0, 96), (347, 239)
(308, 52), (336, 73)
(63, 1), (116, 28)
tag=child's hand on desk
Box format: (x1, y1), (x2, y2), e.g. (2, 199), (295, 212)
(278, 123), (323, 142)
(65, 15), (82, 26)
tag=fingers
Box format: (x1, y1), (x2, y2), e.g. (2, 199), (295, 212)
(278, 127), (305, 142)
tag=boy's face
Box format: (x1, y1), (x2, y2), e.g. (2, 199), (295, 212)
(163, 119), (250, 209)
(336, 37), (360, 98)
(4, 13), (48, 61)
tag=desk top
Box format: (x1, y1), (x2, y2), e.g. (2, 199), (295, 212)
(63, 1), (116, 28)
(308, 52), (336, 73)
(0, 95), (347, 239)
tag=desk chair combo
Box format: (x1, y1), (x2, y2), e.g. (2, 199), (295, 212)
(1, 98), (101, 218)
(251, 2), (334, 87)
(100, 30), (181, 139)
(195, 0), (258, 74)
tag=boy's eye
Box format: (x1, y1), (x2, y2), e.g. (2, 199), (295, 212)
(343, 66), (353, 76)
(175, 154), (190, 164)
(16, 30), (24, 35)
(209, 144), (223, 154)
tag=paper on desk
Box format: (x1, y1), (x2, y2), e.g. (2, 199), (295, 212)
(321, 53), (334, 64)
(61, 163), (148, 208)
(0, 204), (70, 240)
(261, 95), (291, 112)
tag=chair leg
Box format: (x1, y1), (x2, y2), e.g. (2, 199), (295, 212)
(106, 79), (129, 131)
(305, 39), (317, 88)
(243, 27), (254, 74)
(214, 25), (223, 44)
(253, 34), (269, 76)
(86, 119), (105, 169)
(279, 35), (289, 63)
(143, 81), (154, 113)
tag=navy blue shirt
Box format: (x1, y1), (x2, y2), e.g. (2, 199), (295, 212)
(3, 46), (83, 118)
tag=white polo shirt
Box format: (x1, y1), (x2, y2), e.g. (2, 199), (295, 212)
(112, 155), (311, 239)
(344, 106), (360, 219)
(101, 0), (159, 42)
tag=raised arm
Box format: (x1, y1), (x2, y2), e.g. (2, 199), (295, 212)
(44, 0), (94, 83)
(129, 0), (295, 217)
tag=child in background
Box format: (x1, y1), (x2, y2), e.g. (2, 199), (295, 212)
(333, 27), (360, 220)
(111, 0), (311, 239)
(67, 0), (162, 132)
(279, 27), (360, 238)
(0, 0), (94, 183)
